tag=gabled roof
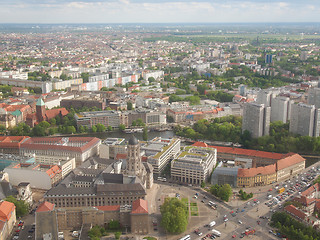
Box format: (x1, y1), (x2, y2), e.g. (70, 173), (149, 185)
(0, 201), (15, 222)
(36, 201), (55, 213)
(276, 153), (306, 170)
(284, 204), (307, 220)
(192, 142), (284, 159)
(44, 108), (68, 120)
(131, 199), (148, 214)
(237, 164), (276, 177)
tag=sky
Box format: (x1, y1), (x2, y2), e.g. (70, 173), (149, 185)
(0, 0), (319, 23)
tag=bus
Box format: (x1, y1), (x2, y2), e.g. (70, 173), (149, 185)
(179, 234), (191, 240)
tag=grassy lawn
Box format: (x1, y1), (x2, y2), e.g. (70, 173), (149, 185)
(190, 202), (197, 207)
(143, 237), (157, 240)
(191, 212), (199, 216)
(190, 206), (198, 212)
(181, 198), (188, 204)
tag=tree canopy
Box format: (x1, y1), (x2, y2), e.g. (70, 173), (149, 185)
(160, 198), (188, 234)
(4, 195), (29, 217)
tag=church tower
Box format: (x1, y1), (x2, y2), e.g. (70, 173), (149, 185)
(36, 97), (46, 122)
(126, 135), (142, 176)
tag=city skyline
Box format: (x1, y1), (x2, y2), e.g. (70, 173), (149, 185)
(0, 0), (319, 24)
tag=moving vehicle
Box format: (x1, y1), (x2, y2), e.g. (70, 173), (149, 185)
(179, 235), (191, 240)
(211, 229), (221, 237)
(209, 221), (216, 227)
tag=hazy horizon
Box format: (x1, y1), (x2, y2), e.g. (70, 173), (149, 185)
(0, 0), (319, 24)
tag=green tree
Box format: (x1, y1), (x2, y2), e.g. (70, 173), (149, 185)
(96, 123), (106, 132)
(91, 125), (97, 133)
(66, 126), (76, 134)
(50, 118), (56, 126)
(107, 126), (113, 131)
(114, 232), (121, 240)
(160, 198), (188, 234)
(201, 181), (205, 188)
(81, 72), (90, 83)
(108, 220), (120, 230)
(4, 195), (29, 217)
(32, 125), (46, 136)
(143, 127), (148, 141)
(0, 125), (6, 134)
(119, 124), (126, 131)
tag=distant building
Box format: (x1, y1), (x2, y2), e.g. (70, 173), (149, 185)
(171, 146), (217, 185)
(75, 111), (122, 129)
(308, 87), (320, 109)
(4, 163), (62, 190)
(61, 96), (106, 110)
(26, 98), (68, 127)
(20, 137), (101, 166)
(300, 51), (308, 61)
(0, 136), (30, 154)
(211, 166), (238, 187)
(289, 103), (320, 137)
(270, 96), (292, 123)
(242, 102), (271, 138)
(265, 54), (273, 64)
(36, 199), (149, 235)
(99, 138), (126, 159)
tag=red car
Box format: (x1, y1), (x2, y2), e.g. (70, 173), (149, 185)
(232, 235), (236, 238)
(15, 230), (20, 233)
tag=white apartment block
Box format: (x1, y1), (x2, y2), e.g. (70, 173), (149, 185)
(144, 138), (181, 176)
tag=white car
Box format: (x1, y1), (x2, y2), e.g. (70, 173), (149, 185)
(238, 220), (242, 224)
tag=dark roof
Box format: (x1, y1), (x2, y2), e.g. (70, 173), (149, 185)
(18, 182), (30, 187)
(96, 183), (146, 195)
(0, 182), (18, 200)
(73, 175), (93, 182)
(102, 173), (123, 184)
(45, 184), (96, 196)
(128, 135), (138, 145)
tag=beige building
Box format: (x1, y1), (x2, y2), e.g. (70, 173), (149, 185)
(34, 155), (76, 178)
(171, 146), (217, 185)
(37, 199), (149, 235)
(144, 138), (181, 176)
(20, 137), (101, 166)
(0, 201), (16, 240)
(276, 153), (305, 182)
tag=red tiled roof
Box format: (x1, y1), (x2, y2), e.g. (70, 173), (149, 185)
(95, 205), (120, 211)
(192, 142), (284, 159)
(21, 137), (101, 153)
(301, 183), (320, 197)
(116, 154), (127, 160)
(44, 108), (69, 120)
(0, 136), (30, 149)
(237, 164), (276, 177)
(276, 153), (306, 170)
(0, 201), (15, 222)
(36, 201), (55, 213)
(284, 204), (306, 220)
(131, 199), (148, 214)
(46, 165), (62, 179)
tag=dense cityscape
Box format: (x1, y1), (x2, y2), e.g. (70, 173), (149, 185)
(0, 22), (320, 240)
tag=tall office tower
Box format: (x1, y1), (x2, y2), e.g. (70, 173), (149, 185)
(308, 87), (320, 109)
(256, 89), (279, 107)
(242, 103), (271, 138)
(265, 54), (273, 64)
(289, 103), (320, 137)
(270, 96), (292, 123)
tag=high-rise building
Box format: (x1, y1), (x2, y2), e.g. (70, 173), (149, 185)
(308, 87), (320, 109)
(265, 54), (273, 64)
(256, 89), (278, 107)
(242, 103), (271, 138)
(289, 103), (320, 137)
(270, 96), (292, 123)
